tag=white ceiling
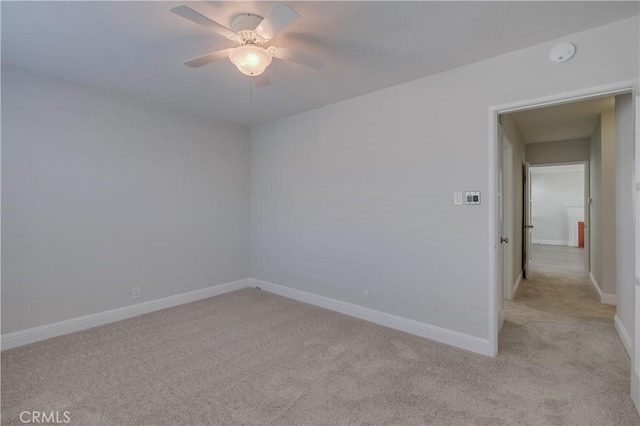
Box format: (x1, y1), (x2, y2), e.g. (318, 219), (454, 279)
(510, 96), (615, 144)
(2, 1), (637, 126)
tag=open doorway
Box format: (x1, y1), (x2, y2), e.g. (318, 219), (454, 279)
(499, 94), (615, 307)
(489, 83), (637, 410)
(528, 163), (588, 278)
(510, 95), (618, 304)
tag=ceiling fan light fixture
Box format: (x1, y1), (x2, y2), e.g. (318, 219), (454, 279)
(228, 45), (272, 76)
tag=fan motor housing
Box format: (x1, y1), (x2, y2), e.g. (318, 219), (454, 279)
(231, 13), (263, 33)
(231, 13), (266, 45)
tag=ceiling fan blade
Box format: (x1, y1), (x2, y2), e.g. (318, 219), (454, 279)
(253, 71), (271, 88)
(255, 2), (299, 40)
(271, 46), (326, 70)
(171, 5), (237, 40)
(183, 49), (231, 68)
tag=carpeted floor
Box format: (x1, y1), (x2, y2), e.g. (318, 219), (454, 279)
(2, 274), (638, 425)
(529, 244), (586, 277)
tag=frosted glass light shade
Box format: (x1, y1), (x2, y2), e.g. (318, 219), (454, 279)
(228, 45), (273, 76)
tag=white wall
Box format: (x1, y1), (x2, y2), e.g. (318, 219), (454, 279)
(1, 66), (251, 334)
(250, 17), (639, 341)
(526, 138), (591, 164)
(615, 93), (635, 346)
(531, 166), (585, 246)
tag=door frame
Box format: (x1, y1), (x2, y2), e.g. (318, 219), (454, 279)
(633, 95), (640, 412)
(487, 80), (636, 358)
(527, 161), (590, 277)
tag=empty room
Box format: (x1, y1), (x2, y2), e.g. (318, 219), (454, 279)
(2, 1), (639, 425)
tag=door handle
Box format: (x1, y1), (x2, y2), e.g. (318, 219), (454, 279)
(500, 237), (509, 244)
(523, 225), (534, 229)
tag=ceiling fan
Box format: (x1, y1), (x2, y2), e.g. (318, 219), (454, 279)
(171, 2), (325, 87)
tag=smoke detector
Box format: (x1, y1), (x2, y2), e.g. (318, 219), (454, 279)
(549, 42), (576, 63)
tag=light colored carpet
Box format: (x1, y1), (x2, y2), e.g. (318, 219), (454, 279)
(2, 275), (638, 425)
(529, 244), (586, 278)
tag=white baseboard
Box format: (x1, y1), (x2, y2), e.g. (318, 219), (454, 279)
(250, 278), (490, 356)
(588, 272), (601, 296)
(614, 314), (632, 358)
(601, 293), (617, 305)
(588, 272), (617, 305)
(532, 239), (571, 246)
(512, 271), (523, 299)
(1, 279), (251, 350)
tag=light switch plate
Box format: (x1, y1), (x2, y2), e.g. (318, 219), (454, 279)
(465, 191), (481, 205)
(454, 192), (463, 205)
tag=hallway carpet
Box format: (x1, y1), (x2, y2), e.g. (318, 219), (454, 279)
(2, 275), (638, 425)
(529, 244), (585, 277)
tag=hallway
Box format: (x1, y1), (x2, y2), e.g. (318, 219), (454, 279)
(500, 272), (636, 424)
(529, 243), (586, 278)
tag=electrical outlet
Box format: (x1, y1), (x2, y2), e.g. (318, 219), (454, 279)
(363, 290), (369, 302)
(132, 286), (141, 300)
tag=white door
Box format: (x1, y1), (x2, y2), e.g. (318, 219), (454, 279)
(503, 136), (514, 300)
(523, 163), (532, 278)
(497, 121), (505, 328)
